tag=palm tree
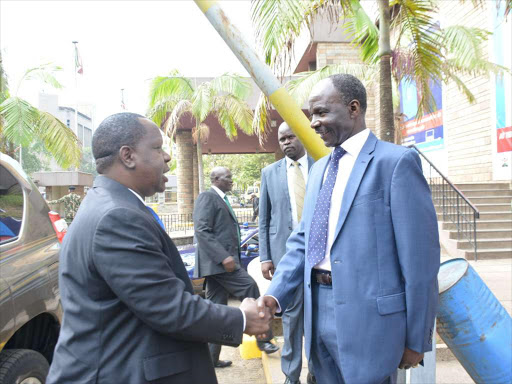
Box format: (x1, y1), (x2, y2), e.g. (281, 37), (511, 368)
(251, 0), (510, 143)
(0, 61), (81, 168)
(147, 71), (254, 193)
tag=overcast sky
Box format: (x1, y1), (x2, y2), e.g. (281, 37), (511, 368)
(1, 1), (260, 126)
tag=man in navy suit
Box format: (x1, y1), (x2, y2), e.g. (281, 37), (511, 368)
(259, 122), (315, 384)
(258, 74), (440, 384)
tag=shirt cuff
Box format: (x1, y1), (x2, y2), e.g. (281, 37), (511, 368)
(260, 260), (273, 264)
(265, 294), (282, 313)
(240, 308), (246, 331)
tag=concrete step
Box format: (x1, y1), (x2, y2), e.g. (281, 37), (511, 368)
(464, 248), (512, 260)
(472, 203), (512, 212)
(449, 228), (512, 239)
(455, 183), (512, 191)
(465, 196), (512, 205)
(437, 211), (512, 221)
(442, 219), (512, 230)
(457, 238), (512, 250)
(462, 189), (512, 198)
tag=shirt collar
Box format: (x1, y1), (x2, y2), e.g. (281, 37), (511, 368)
(211, 185), (226, 199)
(340, 128), (370, 158)
(285, 152), (308, 168)
(128, 188), (146, 205)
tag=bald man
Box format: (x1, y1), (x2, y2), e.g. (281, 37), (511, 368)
(193, 167), (278, 368)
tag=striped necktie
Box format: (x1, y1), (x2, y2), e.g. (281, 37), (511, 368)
(307, 147), (346, 267)
(146, 205), (165, 230)
(291, 161), (306, 222)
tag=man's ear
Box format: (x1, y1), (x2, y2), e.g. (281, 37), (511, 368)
(349, 100), (361, 118)
(118, 145), (136, 169)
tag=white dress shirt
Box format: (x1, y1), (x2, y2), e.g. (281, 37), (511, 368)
(211, 185), (226, 200)
(315, 128), (370, 271)
(285, 153), (309, 228)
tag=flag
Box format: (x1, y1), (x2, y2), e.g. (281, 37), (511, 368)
(74, 44), (83, 75)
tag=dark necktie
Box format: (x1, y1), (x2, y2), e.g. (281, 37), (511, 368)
(307, 146), (346, 267)
(146, 205), (165, 230)
(224, 195), (241, 244)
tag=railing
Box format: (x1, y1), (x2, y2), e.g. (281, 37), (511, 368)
(158, 209), (257, 235)
(409, 145), (480, 260)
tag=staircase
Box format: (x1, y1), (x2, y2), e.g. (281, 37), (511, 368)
(439, 182), (512, 260)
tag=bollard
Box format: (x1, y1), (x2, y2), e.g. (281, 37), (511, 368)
(437, 258), (512, 384)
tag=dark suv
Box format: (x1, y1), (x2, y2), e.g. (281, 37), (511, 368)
(0, 153), (61, 384)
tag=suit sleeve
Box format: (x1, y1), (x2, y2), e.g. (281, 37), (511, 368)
(193, 193), (231, 264)
(266, 219), (306, 314)
(258, 170), (272, 263)
(92, 207), (243, 346)
(390, 149), (440, 353)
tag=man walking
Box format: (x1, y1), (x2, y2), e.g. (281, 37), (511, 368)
(259, 122), (315, 384)
(258, 74), (440, 384)
(47, 113), (271, 384)
(193, 167), (279, 368)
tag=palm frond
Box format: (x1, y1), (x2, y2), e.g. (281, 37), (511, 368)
(147, 97), (182, 127)
(192, 82), (213, 122)
(17, 63), (63, 94)
(213, 95), (254, 140)
(286, 63), (377, 107)
(343, 0), (380, 64)
(252, 93), (272, 147)
(36, 111), (81, 168)
(148, 71), (194, 108)
(0, 97), (38, 146)
(393, 0), (443, 117)
(166, 99), (192, 138)
(192, 123), (210, 143)
(210, 73), (252, 100)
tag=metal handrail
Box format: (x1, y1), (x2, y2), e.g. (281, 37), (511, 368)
(408, 145), (480, 260)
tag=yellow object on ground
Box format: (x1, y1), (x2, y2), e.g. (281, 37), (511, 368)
(239, 335), (262, 360)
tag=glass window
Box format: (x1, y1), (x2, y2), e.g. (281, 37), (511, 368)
(83, 127), (92, 147)
(0, 165), (24, 243)
(77, 124), (84, 144)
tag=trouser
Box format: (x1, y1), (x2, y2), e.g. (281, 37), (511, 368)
(311, 280), (396, 384)
(281, 282), (314, 381)
(205, 268), (272, 363)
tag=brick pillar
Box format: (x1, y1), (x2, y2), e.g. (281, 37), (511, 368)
(193, 143), (199, 200)
(176, 129), (194, 216)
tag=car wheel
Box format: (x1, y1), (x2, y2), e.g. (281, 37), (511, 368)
(0, 349), (49, 384)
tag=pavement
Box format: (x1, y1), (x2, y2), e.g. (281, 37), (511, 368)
(256, 254), (511, 384)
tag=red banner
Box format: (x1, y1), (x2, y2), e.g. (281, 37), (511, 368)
(497, 126), (512, 153)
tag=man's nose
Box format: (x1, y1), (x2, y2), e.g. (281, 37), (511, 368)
(164, 152), (171, 162)
(310, 117), (320, 129)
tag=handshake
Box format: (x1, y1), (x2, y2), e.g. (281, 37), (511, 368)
(240, 296), (279, 337)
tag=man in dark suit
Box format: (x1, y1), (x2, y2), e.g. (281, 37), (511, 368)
(47, 113), (271, 384)
(194, 167), (278, 368)
(259, 122), (315, 384)
(258, 74), (440, 384)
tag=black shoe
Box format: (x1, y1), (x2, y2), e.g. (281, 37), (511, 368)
(306, 373), (317, 384)
(284, 377), (300, 384)
(257, 341), (279, 354)
(213, 360), (232, 368)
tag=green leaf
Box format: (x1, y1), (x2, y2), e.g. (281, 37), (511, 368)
(36, 111), (81, 168)
(0, 97), (38, 146)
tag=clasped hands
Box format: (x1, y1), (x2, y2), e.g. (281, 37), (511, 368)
(240, 296), (278, 337)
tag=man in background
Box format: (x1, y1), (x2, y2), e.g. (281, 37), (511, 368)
(47, 185), (82, 222)
(259, 122), (315, 384)
(194, 167), (279, 368)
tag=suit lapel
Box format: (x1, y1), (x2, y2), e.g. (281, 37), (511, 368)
(211, 189), (238, 223)
(333, 132), (377, 240)
(277, 158), (293, 228)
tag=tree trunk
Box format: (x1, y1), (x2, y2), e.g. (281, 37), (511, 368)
(378, 0), (395, 143)
(196, 130), (205, 193)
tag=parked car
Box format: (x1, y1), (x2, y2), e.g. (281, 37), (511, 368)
(180, 228), (260, 295)
(0, 153), (61, 384)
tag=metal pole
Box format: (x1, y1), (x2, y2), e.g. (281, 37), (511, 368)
(194, 0), (329, 160)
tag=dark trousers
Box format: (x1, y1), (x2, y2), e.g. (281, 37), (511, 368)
(206, 268), (272, 363)
(311, 282), (397, 384)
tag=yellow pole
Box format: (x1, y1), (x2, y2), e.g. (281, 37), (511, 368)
(194, 0), (329, 160)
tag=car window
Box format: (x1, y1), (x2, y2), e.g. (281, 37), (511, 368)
(0, 165), (24, 244)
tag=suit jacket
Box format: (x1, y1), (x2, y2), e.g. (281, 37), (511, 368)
(259, 155), (314, 266)
(193, 188), (241, 278)
(47, 176), (243, 384)
(267, 132), (440, 384)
